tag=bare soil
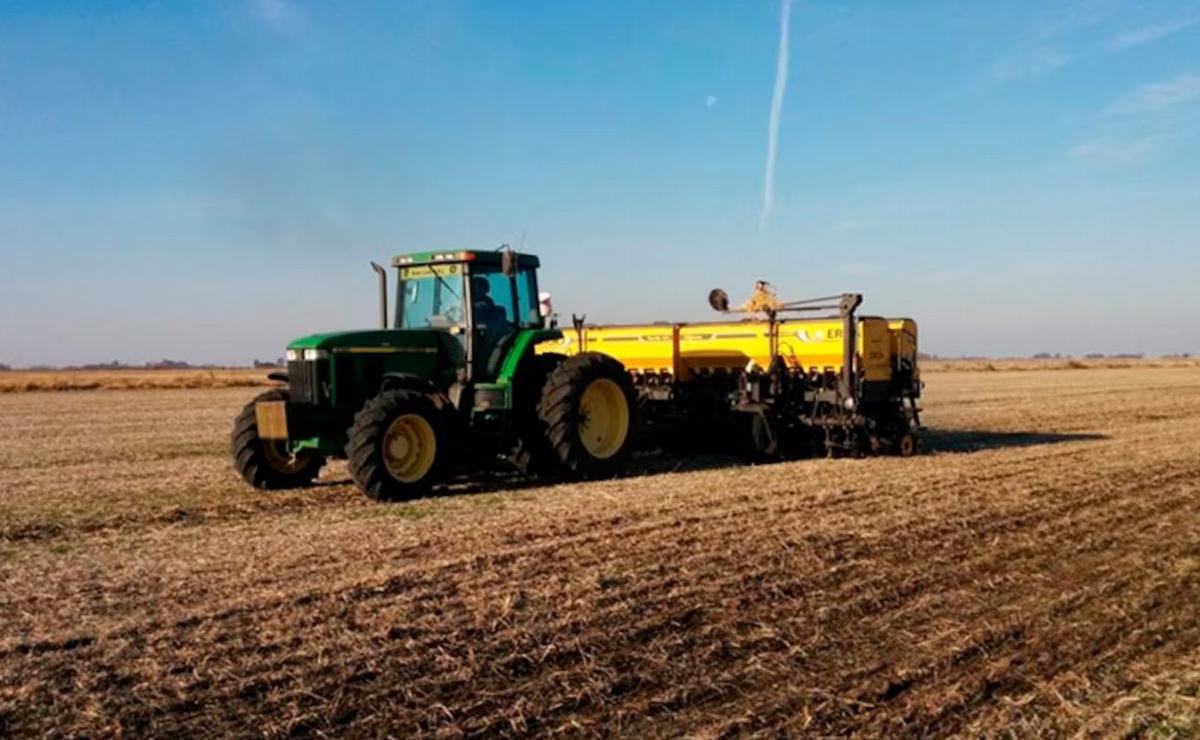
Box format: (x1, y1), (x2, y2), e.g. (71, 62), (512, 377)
(1, 367), (1198, 737)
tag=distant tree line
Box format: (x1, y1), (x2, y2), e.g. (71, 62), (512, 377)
(1035, 353), (1156, 360)
(923, 352), (1192, 362)
(67, 359), (222, 370)
(0, 358), (285, 371)
(1032, 352), (1145, 360)
(1, 353), (1192, 371)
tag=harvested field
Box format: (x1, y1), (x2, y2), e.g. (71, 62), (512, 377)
(2, 366), (1199, 737)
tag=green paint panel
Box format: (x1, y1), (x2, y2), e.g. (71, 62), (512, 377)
(496, 328), (563, 386)
(288, 329), (443, 351)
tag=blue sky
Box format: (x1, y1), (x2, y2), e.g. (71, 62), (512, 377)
(1, 0), (1198, 365)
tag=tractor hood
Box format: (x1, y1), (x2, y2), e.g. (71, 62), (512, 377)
(287, 329), (444, 353)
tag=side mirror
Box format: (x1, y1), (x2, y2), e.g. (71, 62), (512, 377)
(708, 288), (730, 313)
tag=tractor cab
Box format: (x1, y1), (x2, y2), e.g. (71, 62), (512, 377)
(388, 250), (543, 381)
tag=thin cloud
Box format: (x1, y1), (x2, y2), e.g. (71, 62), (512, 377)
(1029, 0), (1119, 39)
(1108, 74), (1200, 115)
(252, 0), (299, 31)
(1069, 133), (1170, 164)
(1108, 15), (1200, 49)
(759, 0), (792, 232)
(991, 1), (1118, 83)
(1069, 74), (1199, 164)
(991, 47), (1071, 81)
(705, 95), (718, 109)
(828, 219), (866, 234)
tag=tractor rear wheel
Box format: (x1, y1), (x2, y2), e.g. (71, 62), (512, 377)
(231, 389), (325, 490)
(509, 352), (566, 475)
(536, 353), (637, 478)
(346, 389), (447, 501)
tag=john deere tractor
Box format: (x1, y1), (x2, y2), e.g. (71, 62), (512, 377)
(231, 249), (637, 500)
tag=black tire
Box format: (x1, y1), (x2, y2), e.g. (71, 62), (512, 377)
(738, 410), (781, 463)
(536, 353), (637, 478)
(896, 432), (920, 457)
(509, 352), (566, 475)
(231, 389), (324, 490)
(346, 389), (447, 501)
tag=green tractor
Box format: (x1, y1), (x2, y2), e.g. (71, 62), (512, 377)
(231, 249), (637, 500)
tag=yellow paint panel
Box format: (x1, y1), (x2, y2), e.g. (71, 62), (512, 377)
(535, 336), (576, 355)
(888, 318), (920, 379)
(858, 318), (892, 382)
(776, 318), (850, 373)
(537, 316), (918, 382)
(679, 323), (773, 377)
(588, 328), (677, 374)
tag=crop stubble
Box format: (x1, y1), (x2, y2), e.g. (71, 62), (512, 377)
(1, 367), (1198, 737)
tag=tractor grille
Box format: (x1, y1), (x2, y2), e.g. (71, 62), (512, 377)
(288, 360), (324, 404)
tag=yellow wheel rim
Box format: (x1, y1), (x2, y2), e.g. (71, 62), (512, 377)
(262, 440), (311, 474)
(382, 414), (437, 483)
(578, 378), (629, 460)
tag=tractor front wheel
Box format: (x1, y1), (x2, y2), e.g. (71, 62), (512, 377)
(231, 389), (325, 490)
(346, 390), (447, 501)
(536, 353), (637, 478)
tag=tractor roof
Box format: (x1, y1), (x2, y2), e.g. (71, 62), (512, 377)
(390, 250), (540, 268)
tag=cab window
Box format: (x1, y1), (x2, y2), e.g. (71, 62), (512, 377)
(516, 269), (539, 327)
(469, 271), (516, 329)
(396, 264), (466, 329)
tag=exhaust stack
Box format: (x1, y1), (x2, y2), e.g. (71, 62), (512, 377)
(370, 262), (388, 329)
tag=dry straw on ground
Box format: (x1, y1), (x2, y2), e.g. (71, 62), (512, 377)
(1, 366), (1199, 736)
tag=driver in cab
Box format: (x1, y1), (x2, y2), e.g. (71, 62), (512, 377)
(471, 277), (512, 358)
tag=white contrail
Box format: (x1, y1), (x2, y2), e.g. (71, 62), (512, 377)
(760, 0), (792, 231)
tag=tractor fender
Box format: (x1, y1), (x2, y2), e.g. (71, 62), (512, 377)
(378, 372), (460, 429)
(267, 371), (289, 383)
(494, 329), (565, 386)
(379, 372), (443, 399)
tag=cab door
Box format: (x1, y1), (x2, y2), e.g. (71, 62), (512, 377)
(468, 269), (519, 380)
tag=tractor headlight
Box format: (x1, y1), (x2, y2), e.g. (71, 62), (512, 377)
(286, 349), (299, 362)
(303, 349), (329, 361)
